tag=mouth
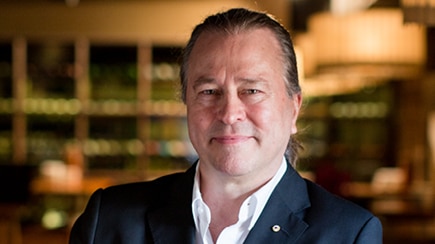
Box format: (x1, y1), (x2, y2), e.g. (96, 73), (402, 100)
(211, 135), (252, 145)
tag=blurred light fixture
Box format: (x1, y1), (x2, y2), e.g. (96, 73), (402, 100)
(330, 0), (377, 14)
(402, 0), (435, 26)
(296, 8), (426, 97)
(308, 8), (426, 67)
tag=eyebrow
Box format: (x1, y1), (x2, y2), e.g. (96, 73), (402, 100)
(191, 76), (270, 91)
(192, 77), (216, 90)
(239, 77), (268, 85)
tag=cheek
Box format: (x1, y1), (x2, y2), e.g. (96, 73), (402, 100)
(253, 101), (296, 132)
(187, 107), (212, 132)
(248, 105), (278, 129)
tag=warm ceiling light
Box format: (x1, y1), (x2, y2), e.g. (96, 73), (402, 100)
(308, 8), (426, 66)
(296, 8), (426, 97)
(330, 0), (377, 14)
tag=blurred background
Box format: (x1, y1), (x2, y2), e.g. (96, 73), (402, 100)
(0, 0), (434, 243)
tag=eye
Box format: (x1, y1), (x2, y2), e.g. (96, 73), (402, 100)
(244, 89), (260, 94)
(200, 89), (217, 95)
(240, 87), (267, 104)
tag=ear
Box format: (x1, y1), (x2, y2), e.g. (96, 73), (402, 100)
(290, 93), (302, 135)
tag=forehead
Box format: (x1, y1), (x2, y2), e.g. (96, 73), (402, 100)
(188, 28), (283, 71)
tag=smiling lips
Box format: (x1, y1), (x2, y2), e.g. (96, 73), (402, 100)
(212, 135), (252, 144)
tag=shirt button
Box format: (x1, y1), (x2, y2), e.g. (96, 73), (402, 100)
(272, 225), (281, 232)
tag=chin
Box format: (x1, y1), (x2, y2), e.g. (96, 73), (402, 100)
(213, 157), (255, 176)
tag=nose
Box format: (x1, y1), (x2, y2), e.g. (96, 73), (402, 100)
(217, 93), (246, 125)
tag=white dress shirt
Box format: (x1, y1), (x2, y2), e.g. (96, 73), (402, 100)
(192, 158), (287, 244)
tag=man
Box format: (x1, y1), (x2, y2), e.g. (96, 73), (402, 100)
(69, 8), (382, 243)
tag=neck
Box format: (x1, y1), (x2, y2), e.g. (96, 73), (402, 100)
(199, 172), (258, 243)
(197, 160), (282, 242)
(200, 171), (264, 201)
(198, 158), (282, 200)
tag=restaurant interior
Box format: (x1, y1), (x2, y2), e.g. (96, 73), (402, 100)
(0, 0), (435, 243)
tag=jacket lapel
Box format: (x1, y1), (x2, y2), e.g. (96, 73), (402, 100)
(147, 165), (197, 244)
(147, 205), (196, 244)
(244, 165), (310, 243)
(145, 162), (310, 243)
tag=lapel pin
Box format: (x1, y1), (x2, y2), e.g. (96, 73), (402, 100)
(272, 225), (281, 232)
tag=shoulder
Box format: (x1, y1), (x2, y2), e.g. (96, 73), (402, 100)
(70, 169), (196, 243)
(276, 165), (378, 227)
(304, 179), (373, 220)
(73, 170), (194, 228)
(97, 170), (194, 206)
(303, 179), (382, 238)
(294, 179), (382, 242)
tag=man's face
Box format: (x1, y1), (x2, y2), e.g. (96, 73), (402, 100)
(185, 28), (301, 178)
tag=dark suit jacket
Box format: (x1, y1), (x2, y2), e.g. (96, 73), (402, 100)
(69, 163), (382, 243)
